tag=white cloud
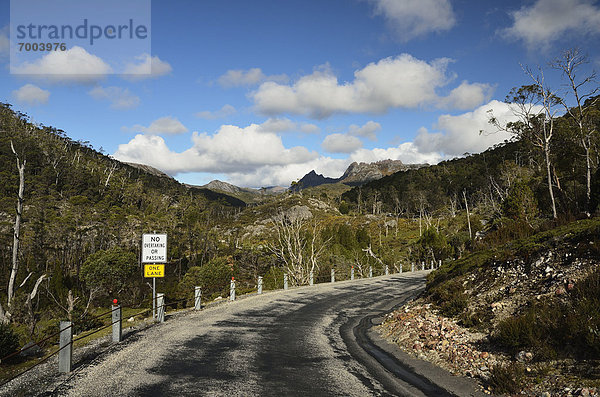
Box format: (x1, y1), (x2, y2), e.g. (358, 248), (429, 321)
(195, 104), (237, 120)
(88, 86), (140, 109)
(11, 46), (112, 83)
(113, 119), (441, 187)
(414, 100), (530, 156)
(370, 0), (456, 41)
(348, 121), (381, 140)
(349, 143), (442, 166)
(503, 0), (600, 48)
(251, 54), (491, 118)
(438, 81), (494, 110)
(113, 101), (531, 188)
(257, 117), (296, 132)
(217, 68), (289, 87)
(322, 133), (363, 153)
(0, 26), (8, 58)
(123, 116), (188, 135)
(257, 118), (320, 134)
(225, 142), (442, 187)
(299, 123), (321, 134)
(113, 123), (318, 176)
(123, 54), (172, 80)
(12, 84), (50, 106)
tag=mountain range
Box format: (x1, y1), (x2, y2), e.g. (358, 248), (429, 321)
(199, 159), (428, 198)
(294, 159), (427, 189)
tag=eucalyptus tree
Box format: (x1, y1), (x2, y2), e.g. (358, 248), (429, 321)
(551, 48), (599, 216)
(489, 79), (560, 219)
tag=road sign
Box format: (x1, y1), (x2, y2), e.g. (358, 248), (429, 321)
(142, 234), (167, 263)
(144, 264), (165, 278)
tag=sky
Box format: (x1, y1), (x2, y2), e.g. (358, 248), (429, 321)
(1, 0), (600, 188)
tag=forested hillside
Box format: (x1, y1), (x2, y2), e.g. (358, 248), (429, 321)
(343, 96), (600, 223)
(0, 103), (245, 335)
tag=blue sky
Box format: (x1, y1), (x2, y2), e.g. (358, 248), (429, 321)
(1, 0), (599, 187)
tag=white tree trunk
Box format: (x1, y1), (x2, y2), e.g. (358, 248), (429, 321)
(8, 141), (26, 308)
(544, 140), (558, 219)
(463, 190), (472, 239)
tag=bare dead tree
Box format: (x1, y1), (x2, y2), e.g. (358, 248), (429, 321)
(362, 244), (383, 266)
(372, 191), (381, 215)
(488, 68), (560, 219)
(551, 48), (599, 216)
(447, 193), (458, 218)
(268, 212), (329, 286)
(524, 66), (560, 219)
(8, 141), (25, 308)
(463, 190), (472, 239)
(0, 142), (49, 326)
(24, 274), (46, 336)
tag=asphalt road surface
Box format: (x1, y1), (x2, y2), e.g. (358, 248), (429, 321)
(56, 272), (479, 396)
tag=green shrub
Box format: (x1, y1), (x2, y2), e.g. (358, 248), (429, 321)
(338, 201), (350, 215)
(495, 309), (540, 352)
(179, 257), (233, 299)
(418, 228), (450, 262)
(262, 266), (285, 290)
(72, 311), (104, 334)
(489, 363), (525, 394)
(0, 323), (20, 361)
(81, 247), (138, 300)
(502, 181), (538, 222)
(429, 280), (469, 317)
(459, 308), (491, 330)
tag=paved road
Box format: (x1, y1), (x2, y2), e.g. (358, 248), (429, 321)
(57, 272), (470, 396)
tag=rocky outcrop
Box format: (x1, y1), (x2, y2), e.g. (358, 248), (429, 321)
(296, 159), (428, 189)
(295, 170), (340, 189)
(340, 159), (425, 185)
(202, 180), (286, 196)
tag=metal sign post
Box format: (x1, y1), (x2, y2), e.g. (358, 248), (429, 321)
(142, 233), (167, 320)
(153, 278), (156, 319)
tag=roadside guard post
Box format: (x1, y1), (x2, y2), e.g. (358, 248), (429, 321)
(142, 233), (167, 320)
(58, 321), (72, 373)
(385, 265), (389, 275)
(284, 273), (288, 290)
(230, 277), (236, 301)
(258, 276), (263, 294)
(309, 270), (314, 286)
(194, 286), (202, 310)
(369, 266), (373, 278)
(351, 266), (354, 280)
(156, 293), (165, 323)
(112, 299), (121, 343)
(331, 268), (335, 283)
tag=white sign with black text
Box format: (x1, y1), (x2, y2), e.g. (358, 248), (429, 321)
(142, 234), (167, 263)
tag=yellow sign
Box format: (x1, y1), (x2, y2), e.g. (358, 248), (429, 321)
(144, 264), (165, 278)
